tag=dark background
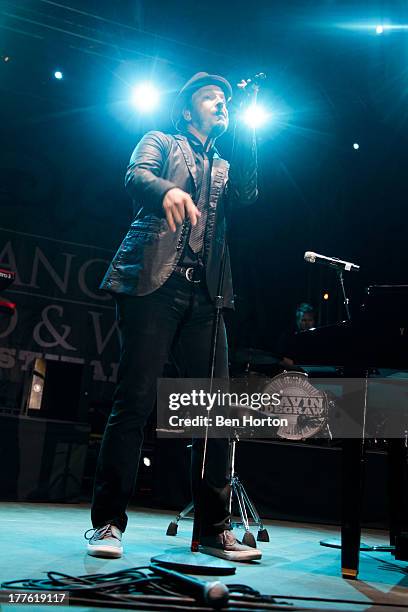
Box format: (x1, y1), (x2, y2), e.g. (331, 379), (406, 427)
(2, 0), (407, 352)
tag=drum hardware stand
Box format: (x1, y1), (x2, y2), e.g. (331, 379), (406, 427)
(166, 433), (270, 546)
(228, 433), (270, 545)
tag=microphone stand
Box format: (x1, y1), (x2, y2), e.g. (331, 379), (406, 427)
(190, 88), (259, 556)
(190, 94), (260, 556)
(190, 229), (228, 553)
(336, 269), (352, 322)
(151, 116), (246, 577)
(151, 212), (235, 575)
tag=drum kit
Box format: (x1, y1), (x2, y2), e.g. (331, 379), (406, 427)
(166, 346), (332, 544)
(231, 347), (332, 441)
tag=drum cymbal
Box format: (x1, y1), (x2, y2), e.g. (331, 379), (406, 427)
(233, 347), (279, 365)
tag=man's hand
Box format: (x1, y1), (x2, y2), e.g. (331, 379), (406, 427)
(163, 188), (201, 232)
(236, 79), (259, 104)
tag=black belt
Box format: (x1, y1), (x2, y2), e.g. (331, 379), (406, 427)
(174, 265), (202, 283)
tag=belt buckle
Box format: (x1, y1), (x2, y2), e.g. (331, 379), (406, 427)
(185, 267), (200, 283)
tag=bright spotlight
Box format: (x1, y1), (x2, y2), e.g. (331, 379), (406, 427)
(131, 82), (160, 112)
(242, 104), (270, 128)
(54, 70), (63, 80)
(143, 456), (151, 467)
(375, 25), (384, 34)
(353, 143), (360, 150)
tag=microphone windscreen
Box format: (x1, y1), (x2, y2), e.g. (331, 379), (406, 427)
(304, 251), (316, 263)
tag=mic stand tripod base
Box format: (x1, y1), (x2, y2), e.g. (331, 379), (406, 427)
(151, 547), (236, 575)
(320, 538), (394, 553)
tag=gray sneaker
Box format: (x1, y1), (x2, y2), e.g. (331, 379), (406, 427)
(85, 524), (123, 558)
(199, 530), (262, 562)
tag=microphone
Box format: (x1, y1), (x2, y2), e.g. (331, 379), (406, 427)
(304, 251), (360, 273)
(149, 564), (229, 609)
(236, 72), (266, 90)
(245, 72), (267, 85)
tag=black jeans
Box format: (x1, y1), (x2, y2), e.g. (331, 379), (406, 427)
(91, 272), (230, 535)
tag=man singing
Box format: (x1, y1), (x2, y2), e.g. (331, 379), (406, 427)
(86, 72), (261, 562)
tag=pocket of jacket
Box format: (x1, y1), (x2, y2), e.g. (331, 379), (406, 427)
(130, 216), (166, 234)
(123, 227), (159, 245)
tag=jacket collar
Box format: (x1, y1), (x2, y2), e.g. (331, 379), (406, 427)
(174, 133), (221, 192)
(174, 134), (198, 190)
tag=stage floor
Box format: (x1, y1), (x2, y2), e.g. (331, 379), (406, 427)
(0, 502), (407, 611)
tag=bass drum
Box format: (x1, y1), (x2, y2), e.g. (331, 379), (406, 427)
(257, 370), (330, 440)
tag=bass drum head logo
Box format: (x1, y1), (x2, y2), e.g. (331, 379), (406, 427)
(261, 371), (329, 440)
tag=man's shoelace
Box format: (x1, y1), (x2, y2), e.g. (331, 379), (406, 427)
(84, 524), (119, 542)
(222, 530), (238, 546)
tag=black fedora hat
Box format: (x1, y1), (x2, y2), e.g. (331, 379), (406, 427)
(171, 71), (232, 128)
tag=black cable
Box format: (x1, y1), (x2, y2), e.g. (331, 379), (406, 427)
(229, 594), (408, 608)
(2, 567), (181, 598)
(3, 565), (408, 610)
(2, 566), (279, 612)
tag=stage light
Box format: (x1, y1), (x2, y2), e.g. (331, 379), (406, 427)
(323, 293), (329, 301)
(337, 22), (404, 33)
(353, 143), (360, 150)
(54, 71), (63, 80)
(242, 104), (270, 128)
(143, 456), (151, 467)
(131, 82), (160, 112)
